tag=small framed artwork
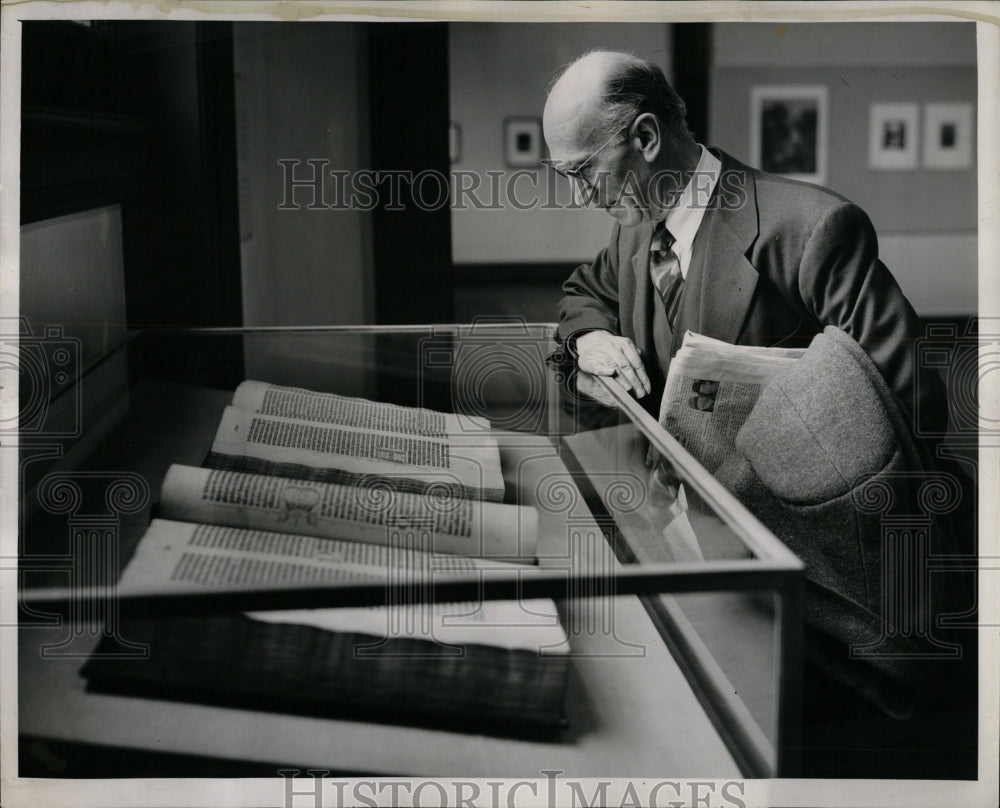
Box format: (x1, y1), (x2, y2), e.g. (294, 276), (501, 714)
(869, 103), (919, 170)
(923, 103), (974, 170)
(504, 117), (543, 168)
(750, 85), (828, 185)
(449, 121), (461, 164)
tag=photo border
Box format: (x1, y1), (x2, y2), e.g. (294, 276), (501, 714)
(1, 3), (997, 808)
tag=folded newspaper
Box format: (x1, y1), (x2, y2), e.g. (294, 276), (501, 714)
(657, 332), (806, 473)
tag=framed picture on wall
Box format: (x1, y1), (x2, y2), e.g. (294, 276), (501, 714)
(923, 103), (974, 169)
(504, 116), (543, 167)
(750, 85), (828, 185)
(869, 103), (919, 170)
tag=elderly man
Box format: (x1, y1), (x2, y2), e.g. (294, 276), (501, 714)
(544, 50), (944, 442)
(544, 50), (974, 778)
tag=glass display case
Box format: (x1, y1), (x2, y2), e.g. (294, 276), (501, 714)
(17, 322), (804, 778)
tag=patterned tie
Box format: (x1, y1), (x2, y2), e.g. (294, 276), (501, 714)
(649, 223), (683, 328)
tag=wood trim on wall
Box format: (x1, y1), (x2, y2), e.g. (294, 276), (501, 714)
(367, 23), (453, 325)
(672, 23), (712, 143)
(195, 21), (243, 329)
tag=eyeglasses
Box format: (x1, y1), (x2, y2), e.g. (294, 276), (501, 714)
(544, 122), (632, 186)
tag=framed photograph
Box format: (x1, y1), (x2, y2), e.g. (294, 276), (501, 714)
(750, 85), (828, 185)
(503, 116), (542, 167)
(923, 102), (974, 170)
(869, 103), (919, 170)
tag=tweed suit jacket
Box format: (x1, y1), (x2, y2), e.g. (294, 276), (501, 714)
(557, 149), (945, 437)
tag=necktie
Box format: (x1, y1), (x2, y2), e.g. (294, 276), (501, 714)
(649, 223), (683, 328)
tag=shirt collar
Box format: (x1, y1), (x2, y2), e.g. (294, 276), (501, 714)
(656, 144), (721, 257)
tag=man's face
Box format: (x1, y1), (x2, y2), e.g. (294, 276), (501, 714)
(544, 125), (651, 228)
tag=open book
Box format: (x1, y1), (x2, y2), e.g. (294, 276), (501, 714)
(81, 383), (569, 732)
(657, 332), (805, 473)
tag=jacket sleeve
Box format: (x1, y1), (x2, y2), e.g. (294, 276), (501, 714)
(556, 223), (623, 347)
(796, 202), (947, 440)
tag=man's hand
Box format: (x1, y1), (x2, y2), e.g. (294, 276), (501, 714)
(575, 330), (651, 398)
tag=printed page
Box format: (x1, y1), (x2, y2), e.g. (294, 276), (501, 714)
(119, 519), (567, 653)
(210, 405), (505, 500)
(680, 331), (807, 362)
(232, 380), (493, 435)
(159, 464), (538, 561)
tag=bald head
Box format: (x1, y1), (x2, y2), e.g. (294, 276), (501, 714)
(543, 50), (688, 154)
(543, 51), (632, 150)
(543, 50), (698, 225)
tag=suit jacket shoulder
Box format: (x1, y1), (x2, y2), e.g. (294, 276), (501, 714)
(707, 148), (947, 441)
(716, 149), (864, 266)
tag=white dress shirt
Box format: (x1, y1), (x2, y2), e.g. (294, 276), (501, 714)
(659, 144), (721, 279)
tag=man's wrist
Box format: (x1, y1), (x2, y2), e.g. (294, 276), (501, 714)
(567, 328), (607, 358)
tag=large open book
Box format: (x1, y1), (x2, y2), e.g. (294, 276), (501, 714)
(657, 332), (805, 472)
(83, 519), (570, 729)
(81, 383), (569, 732)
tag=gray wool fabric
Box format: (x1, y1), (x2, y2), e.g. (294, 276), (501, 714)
(714, 327), (958, 719)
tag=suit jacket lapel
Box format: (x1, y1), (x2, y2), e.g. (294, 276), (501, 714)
(683, 150), (761, 347)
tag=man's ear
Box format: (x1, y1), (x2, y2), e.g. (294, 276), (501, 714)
(632, 113), (661, 163)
